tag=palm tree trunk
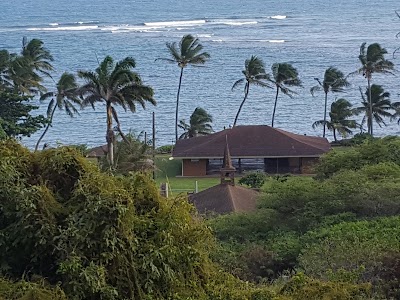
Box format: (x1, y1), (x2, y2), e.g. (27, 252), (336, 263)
(333, 128), (337, 142)
(323, 92), (328, 138)
(367, 77), (373, 136)
(233, 83), (249, 127)
(106, 102), (114, 166)
(271, 86), (280, 127)
(175, 67), (184, 142)
(34, 103), (57, 151)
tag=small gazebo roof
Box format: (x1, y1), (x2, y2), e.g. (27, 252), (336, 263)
(189, 184), (258, 215)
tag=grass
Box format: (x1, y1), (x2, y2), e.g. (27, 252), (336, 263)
(154, 154), (220, 193)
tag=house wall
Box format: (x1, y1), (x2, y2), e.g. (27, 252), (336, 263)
(301, 157), (319, 174)
(182, 159), (208, 176)
(288, 157), (301, 174)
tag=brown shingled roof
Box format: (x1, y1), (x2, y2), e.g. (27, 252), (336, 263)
(173, 125), (330, 158)
(189, 184), (258, 215)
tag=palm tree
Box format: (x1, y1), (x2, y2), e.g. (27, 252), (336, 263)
(0, 50), (12, 90)
(312, 98), (357, 142)
(270, 63), (302, 127)
(355, 84), (393, 132)
(232, 56), (271, 127)
(310, 67), (350, 137)
(34, 73), (80, 151)
(157, 34), (210, 142)
(392, 102), (400, 124)
(178, 107), (213, 139)
(352, 43), (394, 136)
(10, 38), (54, 95)
(78, 56), (155, 166)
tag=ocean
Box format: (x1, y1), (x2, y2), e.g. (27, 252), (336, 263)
(1, 0), (400, 148)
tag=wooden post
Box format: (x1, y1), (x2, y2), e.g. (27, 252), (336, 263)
(152, 112), (155, 180)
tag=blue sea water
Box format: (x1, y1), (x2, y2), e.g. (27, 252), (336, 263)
(1, 0), (400, 148)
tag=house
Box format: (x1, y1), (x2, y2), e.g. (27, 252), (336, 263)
(172, 125), (331, 176)
(189, 137), (258, 215)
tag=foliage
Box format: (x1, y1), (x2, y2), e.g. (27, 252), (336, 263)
(100, 131), (153, 174)
(352, 42), (394, 135)
(315, 136), (400, 178)
(270, 62), (302, 127)
(179, 107), (213, 139)
(1, 38), (54, 95)
(35, 72), (81, 151)
(232, 56), (271, 127)
(210, 139), (400, 289)
(279, 273), (371, 300)
(0, 277), (67, 300)
(156, 144), (174, 154)
(78, 55), (155, 166)
(299, 217), (400, 297)
(312, 98), (358, 141)
(0, 140), (223, 299)
(310, 67), (350, 137)
(238, 172), (268, 189)
(157, 34), (210, 142)
(355, 84), (394, 132)
(0, 90), (47, 137)
(0, 122), (6, 140)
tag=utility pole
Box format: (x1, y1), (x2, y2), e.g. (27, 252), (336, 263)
(152, 112), (155, 180)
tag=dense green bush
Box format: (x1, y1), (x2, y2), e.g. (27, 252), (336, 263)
(239, 172), (268, 189)
(316, 136), (400, 178)
(210, 137), (400, 294)
(279, 273), (371, 300)
(0, 278), (67, 300)
(299, 217), (400, 297)
(156, 144), (174, 154)
(0, 140), (216, 299)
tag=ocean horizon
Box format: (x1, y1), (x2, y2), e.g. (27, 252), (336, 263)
(1, 0), (400, 148)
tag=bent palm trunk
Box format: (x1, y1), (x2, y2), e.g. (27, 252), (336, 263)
(271, 86), (280, 127)
(367, 77), (373, 136)
(106, 102), (114, 166)
(34, 103), (57, 151)
(233, 83), (249, 127)
(323, 92), (328, 137)
(175, 67), (184, 142)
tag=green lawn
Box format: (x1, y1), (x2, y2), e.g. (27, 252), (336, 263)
(154, 154), (220, 194)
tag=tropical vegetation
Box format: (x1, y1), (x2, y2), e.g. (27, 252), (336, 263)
(232, 55), (271, 127)
(312, 98), (358, 142)
(178, 107), (213, 139)
(3, 35), (400, 299)
(157, 34), (210, 142)
(355, 84), (394, 132)
(310, 67), (350, 137)
(210, 137), (400, 298)
(270, 62), (302, 127)
(34, 72), (80, 151)
(351, 42), (394, 136)
(78, 56), (155, 167)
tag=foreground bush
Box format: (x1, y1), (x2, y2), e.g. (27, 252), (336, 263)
(300, 217), (400, 298)
(0, 140), (216, 299)
(0, 278), (66, 299)
(316, 136), (400, 178)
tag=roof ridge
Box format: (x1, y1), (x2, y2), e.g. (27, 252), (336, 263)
(226, 184), (236, 211)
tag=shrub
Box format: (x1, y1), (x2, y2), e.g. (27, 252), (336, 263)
(299, 216), (400, 291)
(0, 277), (67, 300)
(239, 172), (267, 189)
(156, 144), (174, 154)
(0, 141), (225, 299)
(315, 136), (400, 179)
